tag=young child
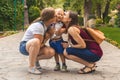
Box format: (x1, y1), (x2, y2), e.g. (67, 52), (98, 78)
(49, 8), (67, 71)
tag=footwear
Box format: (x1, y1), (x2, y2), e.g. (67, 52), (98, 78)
(54, 64), (60, 71)
(36, 61), (42, 70)
(28, 67), (42, 75)
(61, 65), (67, 72)
(78, 64), (97, 74)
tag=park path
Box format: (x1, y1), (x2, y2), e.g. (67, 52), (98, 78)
(0, 31), (120, 80)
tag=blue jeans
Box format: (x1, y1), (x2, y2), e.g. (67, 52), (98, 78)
(19, 41), (29, 56)
(66, 47), (100, 62)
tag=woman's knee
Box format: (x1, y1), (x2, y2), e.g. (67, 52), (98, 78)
(26, 38), (41, 53)
(27, 38), (40, 47)
(49, 48), (55, 57)
(41, 47), (55, 59)
(31, 38), (40, 46)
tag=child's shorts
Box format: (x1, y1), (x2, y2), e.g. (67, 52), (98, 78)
(49, 39), (64, 54)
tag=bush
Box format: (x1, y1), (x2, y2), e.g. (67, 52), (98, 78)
(115, 12), (120, 27)
(106, 38), (120, 49)
(96, 18), (103, 24)
(3, 31), (18, 36)
(106, 24), (113, 27)
(29, 6), (40, 23)
(103, 16), (111, 24)
(95, 18), (103, 27)
(78, 16), (83, 26)
(88, 15), (96, 20)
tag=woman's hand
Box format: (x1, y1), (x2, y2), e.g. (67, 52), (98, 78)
(68, 27), (86, 48)
(61, 41), (69, 49)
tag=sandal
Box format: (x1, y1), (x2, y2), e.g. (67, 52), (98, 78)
(78, 64), (97, 74)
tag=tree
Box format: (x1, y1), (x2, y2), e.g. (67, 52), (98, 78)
(84, 0), (92, 27)
(24, 0), (29, 27)
(103, 0), (111, 23)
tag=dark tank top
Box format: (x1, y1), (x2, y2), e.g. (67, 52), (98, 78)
(69, 28), (103, 57)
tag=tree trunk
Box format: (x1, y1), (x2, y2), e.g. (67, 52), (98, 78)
(103, 0), (111, 23)
(84, 0), (92, 27)
(96, 3), (101, 18)
(24, 0), (29, 27)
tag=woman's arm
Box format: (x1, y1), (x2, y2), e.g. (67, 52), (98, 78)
(68, 27), (86, 48)
(34, 34), (44, 47)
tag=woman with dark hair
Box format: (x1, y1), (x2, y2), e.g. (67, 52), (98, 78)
(61, 11), (103, 74)
(19, 7), (56, 75)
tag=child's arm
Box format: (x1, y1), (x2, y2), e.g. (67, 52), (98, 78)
(55, 28), (66, 36)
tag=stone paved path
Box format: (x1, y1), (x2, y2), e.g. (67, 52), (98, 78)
(0, 32), (120, 80)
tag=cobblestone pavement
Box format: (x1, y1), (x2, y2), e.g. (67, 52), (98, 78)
(0, 32), (120, 80)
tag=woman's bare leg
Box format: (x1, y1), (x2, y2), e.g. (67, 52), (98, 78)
(26, 38), (41, 68)
(37, 46), (55, 60)
(63, 49), (95, 68)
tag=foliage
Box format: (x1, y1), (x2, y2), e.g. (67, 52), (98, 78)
(16, 2), (24, 30)
(88, 15), (96, 20)
(110, 0), (120, 10)
(106, 38), (120, 49)
(106, 24), (113, 27)
(103, 16), (111, 24)
(96, 18), (103, 24)
(0, 0), (23, 31)
(78, 16), (84, 26)
(115, 11), (120, 27)
(98, 27), (120, 44)
(0, 1), (14, 30)
(29, 6), (40, 23)
(98, 27), (120, 48)
(63, 0), (83, 14)
(3, 31), (18, 36)
(1, 0), (120, 31)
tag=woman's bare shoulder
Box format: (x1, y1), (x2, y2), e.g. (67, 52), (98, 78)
(68, 26), (80, 34)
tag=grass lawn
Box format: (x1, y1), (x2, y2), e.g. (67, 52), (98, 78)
(98, 27), (120, 44)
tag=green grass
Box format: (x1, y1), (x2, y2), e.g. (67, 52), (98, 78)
(98, 27), (120, 44)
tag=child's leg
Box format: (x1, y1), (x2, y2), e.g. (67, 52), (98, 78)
(59, 54), (66, 65)
(54, 53), (60, 71)
(54, 53), (59, 64)
(59, 54), (67, 71)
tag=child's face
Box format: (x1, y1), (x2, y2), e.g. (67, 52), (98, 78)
(55, 9), (64, 22)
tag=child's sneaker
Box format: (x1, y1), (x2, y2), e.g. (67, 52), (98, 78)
(28, 67), (42, 75)
(36, 61), (42, 70)
(61, 65), (67, 72)
(54, 64), (60, 71)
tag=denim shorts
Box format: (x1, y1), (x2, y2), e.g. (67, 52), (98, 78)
(66, 47), (100, 62)
(19, 41), (29, 56)
(49, 39), (64, 54)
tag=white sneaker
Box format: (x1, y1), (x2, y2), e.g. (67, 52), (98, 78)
(28, 67), (42, 75)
